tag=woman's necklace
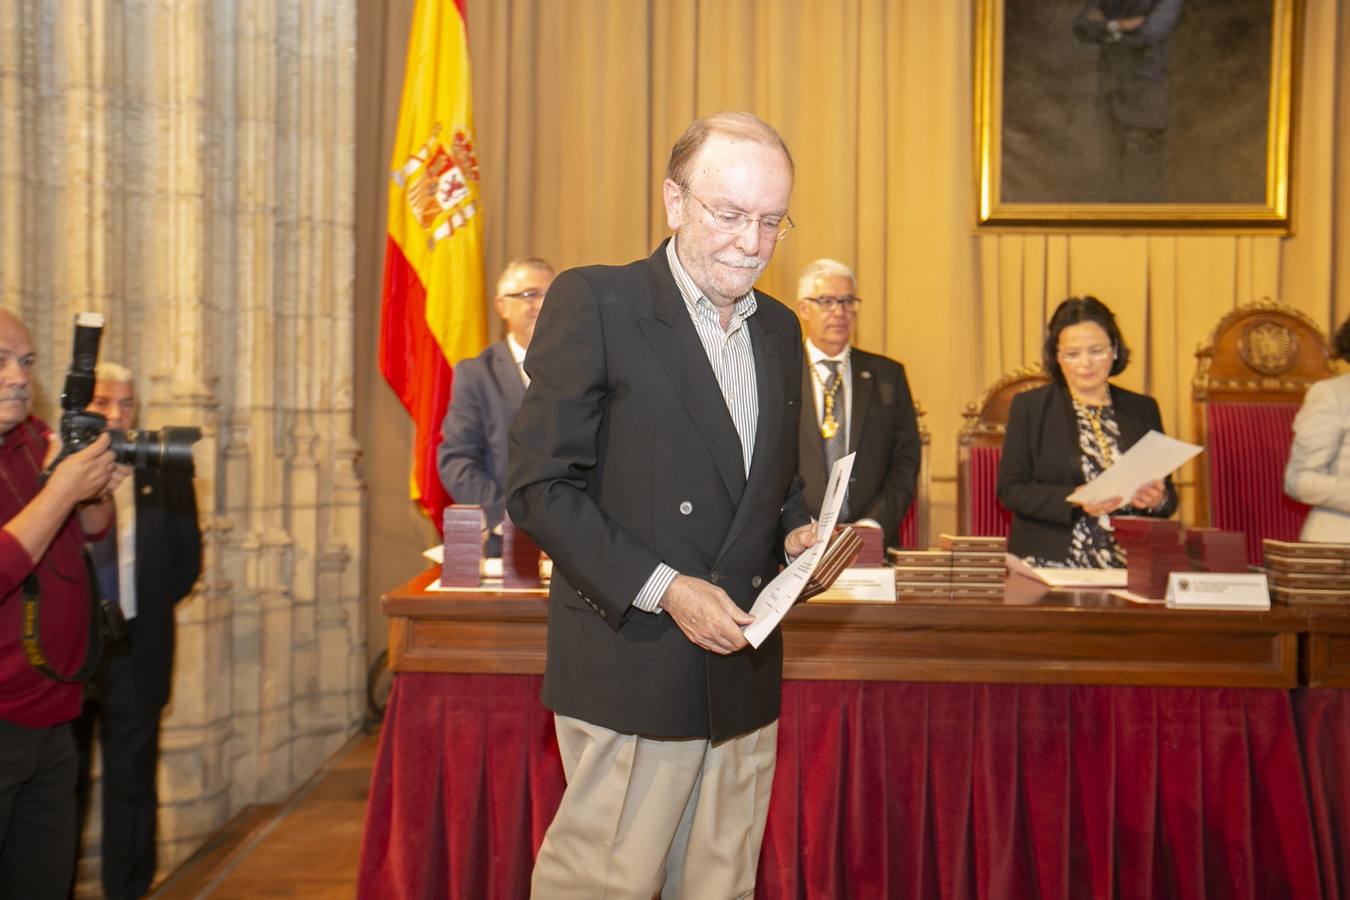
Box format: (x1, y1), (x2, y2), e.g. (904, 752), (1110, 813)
(1070, 388), (1115, 465)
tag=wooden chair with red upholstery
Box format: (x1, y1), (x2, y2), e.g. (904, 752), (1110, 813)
(1192, 299), (1334, 564)
(956, 365), (1051, 536)
(896, 402), (932, 548)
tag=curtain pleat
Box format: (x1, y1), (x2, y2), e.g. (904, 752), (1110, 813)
(1294, 689), (1350, 898)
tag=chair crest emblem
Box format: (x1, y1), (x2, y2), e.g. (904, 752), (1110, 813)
(392, 124), (481, 248)
(1238, 319), (1298, 376)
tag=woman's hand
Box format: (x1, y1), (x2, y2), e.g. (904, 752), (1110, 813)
(1129, 479), (1166, 511)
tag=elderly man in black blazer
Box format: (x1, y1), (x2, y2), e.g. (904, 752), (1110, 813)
(74, 362), (202, 900)
(437, 257), (554, 555)
(508, 112), (815, 899)
(795, 259), (921, 549)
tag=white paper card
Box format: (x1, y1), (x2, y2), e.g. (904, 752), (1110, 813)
(1033, 567), (1127, 588)
(809, 568), (897, 603)
(1005, 553), (1126, 588)
(742, 452), (856, 648)
(1165, 572), (1270, 610)
(1065, 430), (1202, 506)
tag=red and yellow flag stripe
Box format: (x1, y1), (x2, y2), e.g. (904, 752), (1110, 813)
(379, 0), (488, 526)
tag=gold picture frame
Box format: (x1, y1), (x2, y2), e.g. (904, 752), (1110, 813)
(974, 0), (1298, 232)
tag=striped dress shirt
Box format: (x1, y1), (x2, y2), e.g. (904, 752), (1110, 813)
(632, 239), (761, 613)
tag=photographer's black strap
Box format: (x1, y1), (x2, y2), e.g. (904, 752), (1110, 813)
(20, 550), (104, 683)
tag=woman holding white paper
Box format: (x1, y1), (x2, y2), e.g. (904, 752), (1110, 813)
(1284, 315), (1350, 542)
(998, 297), (1178, 567)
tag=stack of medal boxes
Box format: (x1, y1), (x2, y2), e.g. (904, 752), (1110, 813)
(1109, 518), (1190, 600)
(887, 534), (1006, 599)
(1184, 528), (1248, 574)
(1263, 539), (1350, 605)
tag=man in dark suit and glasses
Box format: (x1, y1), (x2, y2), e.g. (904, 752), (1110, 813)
(795, 258), (921, 548)
(438, 257), (554, 556)
(508, 111), (816, 898)
(74, 362), (202, 900)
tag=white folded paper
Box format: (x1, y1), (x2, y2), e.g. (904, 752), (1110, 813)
(742, 452), (856, 648)
(1005, 553), (1127, 588)
(1065, 430), (1202, 507)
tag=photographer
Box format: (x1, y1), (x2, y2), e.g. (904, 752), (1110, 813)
(0, 309), (119, 898)
(74, 362), (201, 900)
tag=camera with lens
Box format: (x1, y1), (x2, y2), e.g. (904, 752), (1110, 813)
(30, 313), (203, 656)
(43, 312), (202, 484)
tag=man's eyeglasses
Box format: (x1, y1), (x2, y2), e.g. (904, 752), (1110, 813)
(1057, 345), (1113, 364)
(500, 289), (546, 303)
(804, 295), (862, 313)
(683, 187), (794, 241)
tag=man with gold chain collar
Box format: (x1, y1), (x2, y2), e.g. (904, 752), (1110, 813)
(795, 258), (921, 549)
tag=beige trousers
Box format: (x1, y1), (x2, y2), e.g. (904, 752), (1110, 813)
(529, 714), (779, 900)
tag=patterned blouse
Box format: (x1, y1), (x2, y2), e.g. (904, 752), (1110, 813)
(1028, 395), (1126, 569)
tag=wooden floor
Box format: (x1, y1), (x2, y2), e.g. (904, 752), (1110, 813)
(152, 730), (379, 899)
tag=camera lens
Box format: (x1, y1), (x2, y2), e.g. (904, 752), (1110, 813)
(108, 426), (202, 473)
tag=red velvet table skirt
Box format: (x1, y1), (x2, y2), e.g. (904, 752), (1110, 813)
(359, 675), (1338, 899)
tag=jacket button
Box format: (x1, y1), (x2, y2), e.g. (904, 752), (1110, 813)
(710, 570), (720, 583)
(751, 575), (763, 588)
(679, 500), (693, 515)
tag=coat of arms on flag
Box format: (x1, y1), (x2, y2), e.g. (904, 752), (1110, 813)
(394, 125), (481, 247)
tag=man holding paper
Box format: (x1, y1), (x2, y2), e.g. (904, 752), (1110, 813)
(507, 112), (815, 898)
(998, 296), (1178, 567)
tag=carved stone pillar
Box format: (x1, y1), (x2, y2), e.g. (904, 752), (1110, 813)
(0, 0), (364, 889)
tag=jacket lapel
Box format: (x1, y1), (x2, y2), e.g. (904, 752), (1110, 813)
(799, 361), (826, 479)
(848, 355), (872, 454)
(636, 245), (746, 506)
(132, 470), (148, 588)
(490, 341), (526, 410)
(1049, 383), (1084, 482)
(1109, 384), (1146, 446)
(716, 308), (783, 561)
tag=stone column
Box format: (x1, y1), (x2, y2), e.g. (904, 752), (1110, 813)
(0, 0), (366, 887)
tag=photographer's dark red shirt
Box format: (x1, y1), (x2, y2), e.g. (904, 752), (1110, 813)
(0, 416), (98, 727)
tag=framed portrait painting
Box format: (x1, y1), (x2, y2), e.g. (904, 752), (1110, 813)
(974, 0), (1298, 231)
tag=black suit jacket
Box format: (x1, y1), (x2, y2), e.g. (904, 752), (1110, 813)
(438, 340), (525, 533)
(798, 348), (920, 548)
(127, 468), (203, 709)
(507, 241), (811, 742)
(997, 381), (1178, 563)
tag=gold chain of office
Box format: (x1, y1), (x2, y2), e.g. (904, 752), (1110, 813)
(808, 360), (844, 440)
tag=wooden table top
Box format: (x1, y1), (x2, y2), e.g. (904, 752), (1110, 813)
(384, 566), (1350, 689)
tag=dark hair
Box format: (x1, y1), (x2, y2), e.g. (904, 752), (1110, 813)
(1335, 315), (1350, 360)
(1041, 296), (1130, 385)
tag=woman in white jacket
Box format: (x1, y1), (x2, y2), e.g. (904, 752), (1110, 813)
(1285, 316), (1350, 542)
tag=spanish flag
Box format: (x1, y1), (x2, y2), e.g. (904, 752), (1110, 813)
(380, 0), (488, 527)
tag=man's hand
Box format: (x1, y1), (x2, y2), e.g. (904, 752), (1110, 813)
(44, 432), (116, 506)
(784, 523), (817, 559)
(659, 574), (753, 655)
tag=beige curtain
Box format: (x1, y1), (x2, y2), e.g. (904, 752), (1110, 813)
(358, 0), (1350, 598)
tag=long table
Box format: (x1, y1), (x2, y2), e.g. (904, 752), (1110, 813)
(358, 569), (1350, 899)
